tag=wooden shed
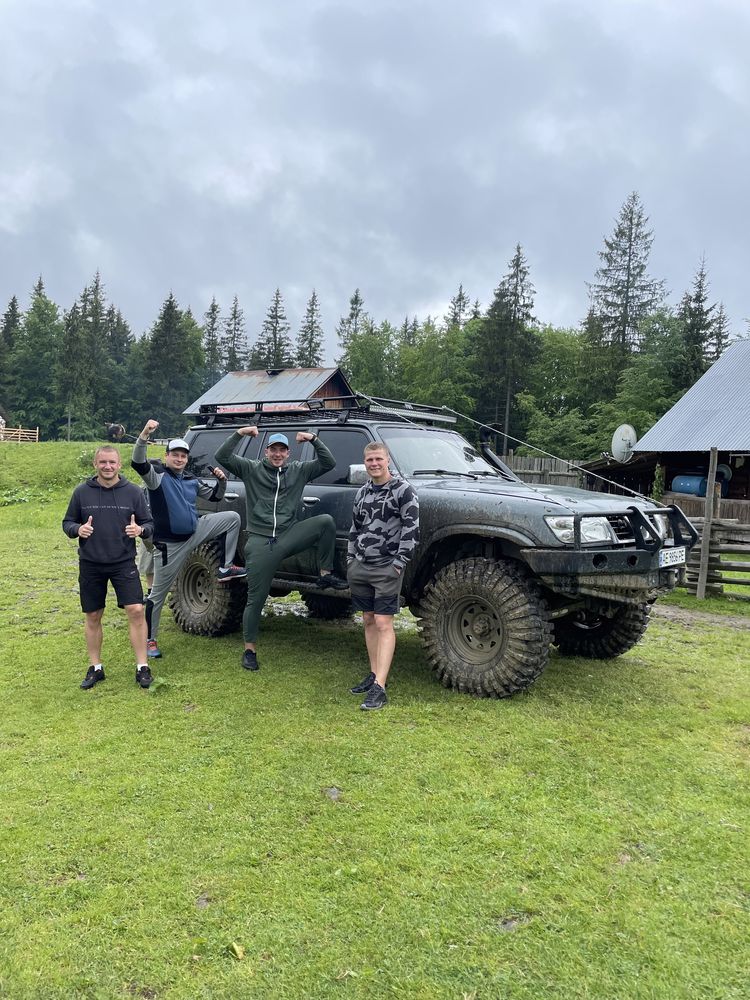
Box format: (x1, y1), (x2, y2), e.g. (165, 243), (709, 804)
(585, 340), (750, 522)
(185, 367), (355, 416)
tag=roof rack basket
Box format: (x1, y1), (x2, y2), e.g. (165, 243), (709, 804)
(196, 392), (457, 427)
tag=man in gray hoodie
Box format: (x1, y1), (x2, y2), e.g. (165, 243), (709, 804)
(347, 442), (419, 710)
(63, 445), (154, 690)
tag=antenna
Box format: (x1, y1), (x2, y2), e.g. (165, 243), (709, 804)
(611, 424), (637, 464)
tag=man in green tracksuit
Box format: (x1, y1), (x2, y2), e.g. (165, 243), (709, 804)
(215, 426), (348, 671)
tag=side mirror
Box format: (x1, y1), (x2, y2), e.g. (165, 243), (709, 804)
(348, 464), (368, 486)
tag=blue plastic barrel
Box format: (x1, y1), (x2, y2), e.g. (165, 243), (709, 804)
(671, 475), (706, 496)
(671, 475), (728, 497)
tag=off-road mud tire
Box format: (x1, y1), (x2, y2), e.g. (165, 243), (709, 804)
(553, 601), (650, 658)
(301, 592), (353, 620)
(417, 557), (552, 698)
(169, 540), (246, 636)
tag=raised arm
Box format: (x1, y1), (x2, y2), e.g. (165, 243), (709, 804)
(131, 419), (162, 489)
(297, 431), (336, 480)
(215, 426), (259, 479)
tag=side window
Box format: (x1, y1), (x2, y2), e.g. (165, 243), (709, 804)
(315, 430), (371, 485)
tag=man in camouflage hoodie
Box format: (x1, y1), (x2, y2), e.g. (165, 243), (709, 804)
(347, 442), (419, 710)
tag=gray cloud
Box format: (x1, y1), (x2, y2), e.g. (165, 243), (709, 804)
(1, 0), (748, 358)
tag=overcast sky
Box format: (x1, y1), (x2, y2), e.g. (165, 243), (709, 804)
(1, 0), (748, 361)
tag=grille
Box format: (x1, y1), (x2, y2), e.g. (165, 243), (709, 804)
(606, 514), (635, 543)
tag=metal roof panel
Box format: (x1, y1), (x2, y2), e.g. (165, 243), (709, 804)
(184, 368), (349, 414)
(635, 340), (750, 452)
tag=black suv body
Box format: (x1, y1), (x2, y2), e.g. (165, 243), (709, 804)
(170, 398), (698, 698)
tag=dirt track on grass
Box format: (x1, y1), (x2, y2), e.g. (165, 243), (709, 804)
(651, 603), (750, 631)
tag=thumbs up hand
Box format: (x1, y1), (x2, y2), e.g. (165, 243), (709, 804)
(125, 513), (142, 538)
(79, 516), (94, 538)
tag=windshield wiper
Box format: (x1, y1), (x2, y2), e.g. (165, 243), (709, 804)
(412, 468), (479, 480)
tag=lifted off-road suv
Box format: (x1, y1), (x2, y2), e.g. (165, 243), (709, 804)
(171, 395), (698, 698)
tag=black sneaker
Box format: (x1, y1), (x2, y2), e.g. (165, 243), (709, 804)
(350, 671), (375, 694)
(218, 565), (248, 582)
(80, 665), (105, 690)
(361, 682), (388, 711)
(315, 573), (348, 591)
(242, 649), (259, 671)
(136, 665), (153, 689)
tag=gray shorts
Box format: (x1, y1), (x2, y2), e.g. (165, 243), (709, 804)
(347, 560), (403, 615)
(138, 538), (155, 576)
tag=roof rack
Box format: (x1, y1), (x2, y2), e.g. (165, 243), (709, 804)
(363, 395), (457, 425)
(194, 392), (457, 427)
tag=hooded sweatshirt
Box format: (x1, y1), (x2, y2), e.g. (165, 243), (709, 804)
(63, 476), (153, 564)
(347, 475), (420, 570)
(215, 432), (335, 537)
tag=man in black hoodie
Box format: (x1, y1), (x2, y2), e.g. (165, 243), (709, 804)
(63, 445), (154, 690)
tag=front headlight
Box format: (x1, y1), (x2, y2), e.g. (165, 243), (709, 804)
(651, 513), (671, 540)
(544, 515), (614, 545)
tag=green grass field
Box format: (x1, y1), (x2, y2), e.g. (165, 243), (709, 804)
(1, 443), (748, 999)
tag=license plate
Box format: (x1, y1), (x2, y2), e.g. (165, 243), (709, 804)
(659, 545), (686, 568)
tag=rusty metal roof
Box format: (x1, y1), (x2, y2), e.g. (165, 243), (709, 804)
(635, 340), (750, 453)
(184, 368), (353, 414)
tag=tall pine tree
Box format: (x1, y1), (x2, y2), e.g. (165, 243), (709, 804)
(445, 284), (471, 329)
(252, 289), (294, 369)
(54, 303), (95, 439)
(589, 192), (666, 352)
(295, 290), (325, 367)
(104, 305), (136, 429)
(335, 289), (368, 365)
(142, 293), (204, 436)
(469, 245), (538, 453)
(10, 278), (64, 437)
(674, 257), (715, 391)
(202, 297), (223, 387)
(221, 296), (248, 372)
(0, 295), (22, 414)
(706, 303), (731, 365)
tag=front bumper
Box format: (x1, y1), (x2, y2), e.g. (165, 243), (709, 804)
(520, 504), (698, 603)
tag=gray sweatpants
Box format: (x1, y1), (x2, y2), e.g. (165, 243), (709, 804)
(145, 511), (241, 641)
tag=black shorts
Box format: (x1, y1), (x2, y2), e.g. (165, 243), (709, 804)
(79, 559), (144, 613)
(347, 560), (404, 616)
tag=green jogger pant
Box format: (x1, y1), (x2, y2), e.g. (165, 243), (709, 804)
(242, 514), (336, 642)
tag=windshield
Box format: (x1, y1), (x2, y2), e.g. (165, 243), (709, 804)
(379, 427), (502, 478)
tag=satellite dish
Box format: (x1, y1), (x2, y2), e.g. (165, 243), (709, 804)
(611, 424), (637, 464)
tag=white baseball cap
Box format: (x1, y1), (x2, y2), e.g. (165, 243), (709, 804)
(167, 438), (190, 452)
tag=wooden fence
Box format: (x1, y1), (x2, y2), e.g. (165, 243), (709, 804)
(663, 491), (750, 526)
(505, 455), (585, 487)
(0, 425), (39, 443)
(683, 519), (750, 601)
(678, 448), (750, 600)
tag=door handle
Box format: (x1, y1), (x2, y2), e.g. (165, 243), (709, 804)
(302, 496), (320, 505)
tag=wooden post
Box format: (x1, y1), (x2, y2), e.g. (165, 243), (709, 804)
(696, 447), (719, 600)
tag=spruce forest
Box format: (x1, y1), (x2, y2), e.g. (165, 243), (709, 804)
(0, 193), (736, 455)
